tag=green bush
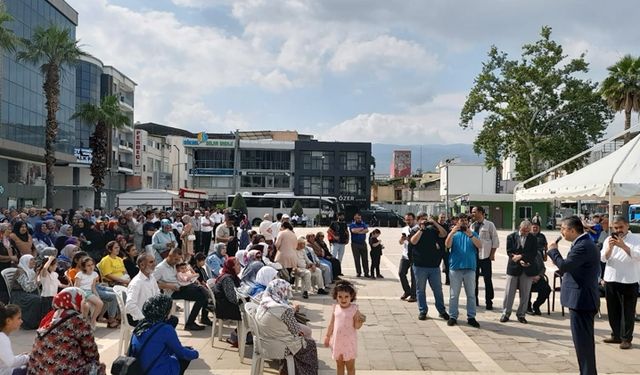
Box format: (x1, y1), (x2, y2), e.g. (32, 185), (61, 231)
(231, 193), (248, 214)
(290, 200), (303, 216)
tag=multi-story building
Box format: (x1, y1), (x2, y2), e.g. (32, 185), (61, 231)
(294, 141), (372, 216)
(0, 0), (78, 208)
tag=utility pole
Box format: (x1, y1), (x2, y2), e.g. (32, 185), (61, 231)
(318, 155), (325, 226)
(233, 129), (240, 194)
(443, 157), (455, 217)
(172, 144), (180, 190)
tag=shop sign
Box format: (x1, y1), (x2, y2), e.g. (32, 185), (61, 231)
(134, 130), (142, 167)
(183, 137), (234, 148)
(189, 168), (234, 176)
(74, 148), (92, 164)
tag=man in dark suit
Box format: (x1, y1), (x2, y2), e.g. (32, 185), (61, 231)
(501, 220), (539, 323)
(547, 216), (600, 375)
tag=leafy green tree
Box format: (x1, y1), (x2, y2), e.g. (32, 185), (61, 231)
(0, 4), (18, 52)
(600, 55), (640, 144)
(460, 26), (614, 181)
(408, 179), (417, 201)
(71, 95), (130, 209)
(17, 25), (88, 207)
(290, 200), (304, 216)
(231, 193), (247, 214)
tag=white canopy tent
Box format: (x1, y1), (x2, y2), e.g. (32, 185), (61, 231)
(513, 133), (640, 228)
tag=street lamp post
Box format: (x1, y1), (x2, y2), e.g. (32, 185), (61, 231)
(171, 144), (181, 190)
(444, 157), (455, 217)
(318, 155), (325, 226)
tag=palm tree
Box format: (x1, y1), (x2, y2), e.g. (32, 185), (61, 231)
(71, 95), (130, 209)
(0, 4), (18, 52)
(600, 55), (640, 144)
(17, 25), (88, 208)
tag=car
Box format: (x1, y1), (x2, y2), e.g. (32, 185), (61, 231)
(358, 209), (405, 227)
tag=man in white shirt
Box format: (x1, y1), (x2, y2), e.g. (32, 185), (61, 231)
(200, 210), (214, 253)
(271, 213), (283, 241)
(125, 253), (161, 326)
(399, 212), (417, 302)
(471, 206), (500, 310)
(259, 213), (274, 244)
(601, 215), (640, 349)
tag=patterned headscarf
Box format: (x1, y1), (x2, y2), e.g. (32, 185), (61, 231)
(133, 294), (173, 336)
(18, 254), (36, 282)
(240, 259), (264, 284)
(59, 224), (72, 237)
(258, 279), (292, 312)
(247, 249), (261, 262)
(37, 287), (85, 335)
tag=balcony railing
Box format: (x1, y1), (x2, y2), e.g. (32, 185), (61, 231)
(119, 161), (133, 169)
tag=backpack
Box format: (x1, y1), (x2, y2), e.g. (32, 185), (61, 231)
(110, 324), (162, 375)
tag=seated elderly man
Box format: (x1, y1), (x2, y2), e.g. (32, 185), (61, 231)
(126, 253), (161, 326)
(294, 237), (328, 299)
(153, 248), (212, 331)
(304, 233), (332, 287)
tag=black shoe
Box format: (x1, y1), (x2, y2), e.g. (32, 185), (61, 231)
(317, 288), (329, 295)
(500, 314), (509, 323)
(406, 297), (417, 303)
(377, 274), (384, 279)
(447, 318), (457, 326)
(486, 303), (493, 311)
(517, 317), (528, 324)
(302, 291), (309, 299)
(439, 312), (450, 321)
(527, 307), (534, 314)
(418, 313), (427, 321)
(184, 322), (205, 331)
(356, 274), (362, 278)
(369, 275), (376, 279)
(533, 307), (542, 316)
(603, 336), (622, 344)
(364, 274), (371, 278)
(400, 293), (410, 300)
(467, 318), (480, 328)
(200, 317), (213, 326)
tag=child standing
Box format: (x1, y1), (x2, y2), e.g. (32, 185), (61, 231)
(0, 303), (29, 374)
(74, 257), (103, 328)
(324, 280), (365, 375)
(39, 256), (67, 310)
(368, 229), (384, 279)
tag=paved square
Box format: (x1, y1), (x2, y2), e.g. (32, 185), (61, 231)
(9, 227), (640, 374)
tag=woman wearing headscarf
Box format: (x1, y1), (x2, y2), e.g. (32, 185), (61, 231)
(249, 266), (278, 298)
(32, 221), (55, 255)
(206, 243), (226, 279)
(129, 294), (198, 375)
(255, 279), (319, 375)
(28, 287), (106, 375)
(54, 224), (73, 252)
(213, 257), (242, 346)
(9, 255), (48, 329)
(9, 221), (35, 257)
(240, 249), (264, 286)
(104, 221), (120, 244)
(0, 223), (18, 304)
(57, 244), (79, 272)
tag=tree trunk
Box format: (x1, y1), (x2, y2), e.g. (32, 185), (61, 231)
(43, 64), (60, 209)
(90, 121), (108, 209)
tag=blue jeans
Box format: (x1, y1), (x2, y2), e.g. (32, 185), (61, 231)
(331, 243), (346, 263)
(412, 266), (446, 315)
(96, 284), (118, 318)
(449, 269), (477, 320)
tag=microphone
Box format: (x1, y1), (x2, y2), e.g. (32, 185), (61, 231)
(555, 236), (562, 244)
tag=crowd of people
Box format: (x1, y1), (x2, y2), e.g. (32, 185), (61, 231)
(0, 205), (638, 375)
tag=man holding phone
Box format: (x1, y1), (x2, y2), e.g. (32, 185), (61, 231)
(399, 212), (417, 302)
(600, 215), (640, 350)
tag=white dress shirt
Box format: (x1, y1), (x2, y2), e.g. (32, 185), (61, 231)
(201, 216), (214, 233)
(125, 272), (161, 321)
(473, 219), (500, 259)
(259, 220), (273, 241)
(601, 232), (640, 284)
(153, 259), (179, 296)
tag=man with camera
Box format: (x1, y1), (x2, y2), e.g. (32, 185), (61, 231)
(600, 215), (640, 350)
(445, 214), (482, 328)
(409, 212), (449, 321)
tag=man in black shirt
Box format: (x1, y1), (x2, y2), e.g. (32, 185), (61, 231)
(410, 213), (449, 321)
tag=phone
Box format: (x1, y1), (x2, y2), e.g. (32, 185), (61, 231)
(611, 233), (618, 239)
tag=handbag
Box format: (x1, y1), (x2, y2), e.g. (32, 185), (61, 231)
(187, 234), (196, 241)
(110, 324), (163, 375)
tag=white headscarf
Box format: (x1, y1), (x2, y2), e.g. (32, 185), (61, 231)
(18, 254), (36, 281)
(255, 266), (278, 287)
(236, 250), (248, 267)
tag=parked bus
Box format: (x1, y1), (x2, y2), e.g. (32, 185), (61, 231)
(226, 193), (343, 226)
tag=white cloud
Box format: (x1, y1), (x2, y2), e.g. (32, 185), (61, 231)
(252, 69), (295, 92)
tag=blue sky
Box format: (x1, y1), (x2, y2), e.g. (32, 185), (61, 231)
(67, 0), (635, 145)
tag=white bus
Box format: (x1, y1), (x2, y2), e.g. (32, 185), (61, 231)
(226, 193), (342, 226)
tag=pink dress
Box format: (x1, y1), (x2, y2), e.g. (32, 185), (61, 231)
(330, 303), (358, 361)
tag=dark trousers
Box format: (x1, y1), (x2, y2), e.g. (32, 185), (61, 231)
(442, 249), (450, 284)
(399, 258), (416, 297)
(370, 250), (382, 277)
(179, 358), (191, 375)
(475, 257), (494, 305)
(570, 308), (597, 375)
(326, 257), (342, 279)
(194, 231), (202, 254)
(199, 231), (212, 253)
(172, 284), (209, 324)
(351, 242), (369, 276)
(528, 277), (551, 310)
(605, 281), (638, 341)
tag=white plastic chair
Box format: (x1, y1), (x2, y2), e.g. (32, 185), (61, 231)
(206, 283), (242, 349)
(244, 302), (296, 375)
(112, 285), (133, 356)
(1, 268), (16, 300)
(171, 299), (191, 326)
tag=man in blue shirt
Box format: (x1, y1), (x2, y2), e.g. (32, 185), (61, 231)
(445, 213), (482, 328)
(349, 213), (370, 278)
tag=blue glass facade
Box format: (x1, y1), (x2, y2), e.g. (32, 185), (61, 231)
(75, 59), (103, 148)
(0, 0), (77, 155)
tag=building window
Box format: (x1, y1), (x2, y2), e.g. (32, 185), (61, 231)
(193, 149), (235, 169)
(339, 151), (366, 171)
(301, 151), (332, 170)
(519, 206), (532, 219)
(241, 175), (290, 189)
(300, 176), (332, 195)
(339, 176), (365, 195)
(240, 150), (290, 170)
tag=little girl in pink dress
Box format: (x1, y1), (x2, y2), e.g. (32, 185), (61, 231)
(324, 280), (365, 375)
